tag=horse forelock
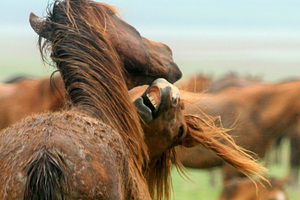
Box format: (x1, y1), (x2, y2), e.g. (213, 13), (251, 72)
(38, 0), (149, 196)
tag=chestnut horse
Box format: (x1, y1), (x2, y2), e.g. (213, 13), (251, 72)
(217, 177), (289, 200)
(177, 81), (300, 182)
(0, 0), (182, 199)
(0, 75), (65, 130)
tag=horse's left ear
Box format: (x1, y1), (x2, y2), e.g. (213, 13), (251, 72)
(29, 12), (51, 39)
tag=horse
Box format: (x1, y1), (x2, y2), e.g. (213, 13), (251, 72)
(0, 75), (65, 130)
(176, 80), (300, 182)
(0, 0), (181, 199)
(217, 177), (289, 200)
(207, 72), (262, 93)
(0, 1), (266, 199)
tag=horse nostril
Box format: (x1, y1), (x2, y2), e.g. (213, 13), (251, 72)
(178, 124), (185, 138)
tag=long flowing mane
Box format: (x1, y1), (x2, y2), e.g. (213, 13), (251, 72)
(39, 0), (148, 187)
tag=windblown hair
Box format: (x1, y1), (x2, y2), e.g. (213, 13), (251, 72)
(34, 0), (149, 198)
(182, 113), (267, 181)
(146, 149), (175, 200)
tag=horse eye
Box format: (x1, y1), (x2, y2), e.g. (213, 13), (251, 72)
(171, 93), (180, 107)
(178, 125), (185, 138)
(171, 96), (178, 107)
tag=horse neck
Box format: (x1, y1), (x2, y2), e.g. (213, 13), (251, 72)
(41, 0), (148, 174)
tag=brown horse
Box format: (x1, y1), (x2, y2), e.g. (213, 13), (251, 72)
(207, 72), (262, 93)
(130, 84), (267, 182)
(0, 0), (182, 199)
(177, 81), (300, 182)
(217, 177), (289, 200)
(0, 75), (65, 130)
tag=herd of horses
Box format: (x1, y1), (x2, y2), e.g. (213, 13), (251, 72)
(0, 0), (298, 199)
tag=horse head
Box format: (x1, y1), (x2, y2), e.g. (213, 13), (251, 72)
(133, 78), (186, 159)
(29, 7), (182, 89)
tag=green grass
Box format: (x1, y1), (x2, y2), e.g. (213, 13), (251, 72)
(171, 141), (300, 200)
(171, 169), (222, 200)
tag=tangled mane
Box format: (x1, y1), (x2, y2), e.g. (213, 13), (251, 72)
(182, 114), (267, 181)
(38, 0), (149, 195)
(146, 148), (175, 200)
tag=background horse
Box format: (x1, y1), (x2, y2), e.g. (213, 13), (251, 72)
(177, 81), (300, 183)
(0, 75), (65, 130)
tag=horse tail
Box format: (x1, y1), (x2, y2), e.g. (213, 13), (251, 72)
(24, 149), (69, 200)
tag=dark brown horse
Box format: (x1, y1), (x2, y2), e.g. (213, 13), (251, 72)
(177, 81), (300, 182)
(0, 75), (65, 130)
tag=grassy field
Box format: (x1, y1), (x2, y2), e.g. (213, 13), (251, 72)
(171, 141), (300, 200)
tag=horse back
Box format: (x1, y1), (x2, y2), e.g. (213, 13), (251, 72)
(0, 110), (128, 199)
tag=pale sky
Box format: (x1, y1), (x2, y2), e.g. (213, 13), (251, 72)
(1, 0), (300, 38)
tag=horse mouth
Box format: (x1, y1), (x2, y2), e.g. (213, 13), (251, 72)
(143, 86), (161, 114)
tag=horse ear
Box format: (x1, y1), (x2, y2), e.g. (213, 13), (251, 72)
(29, 12), (51, 39)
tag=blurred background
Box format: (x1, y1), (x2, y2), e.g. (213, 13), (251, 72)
(1, 0), (300, 81)
(1, 0), (299, 199)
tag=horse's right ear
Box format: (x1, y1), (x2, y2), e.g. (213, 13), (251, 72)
(29, 12), (51, 39)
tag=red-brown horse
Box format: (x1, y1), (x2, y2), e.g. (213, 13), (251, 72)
(0, 0), (182, 199)
(177, 81), (300, 182)
(0, 75), (65, 130)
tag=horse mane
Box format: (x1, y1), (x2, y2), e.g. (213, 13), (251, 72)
(38, 0), (149, 196)
(146, 149), (174, 200)
(182, 113), (267, 182)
